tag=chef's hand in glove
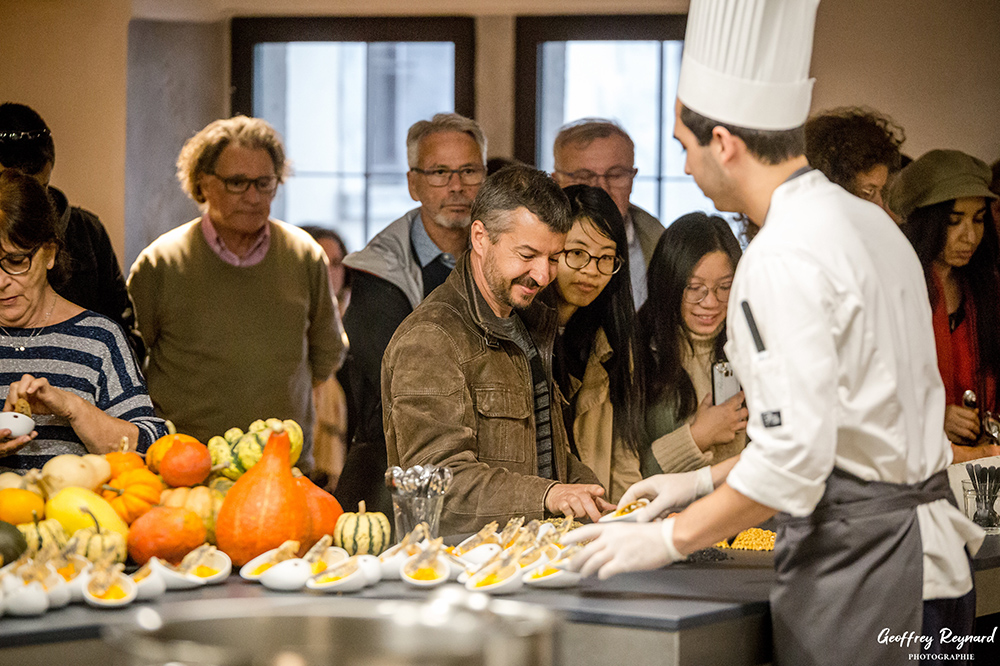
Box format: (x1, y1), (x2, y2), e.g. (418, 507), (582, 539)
(619, 466), (715, 522)
(560, 518), (685, 579)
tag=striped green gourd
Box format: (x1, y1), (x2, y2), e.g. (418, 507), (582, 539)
(333, 501), (391, 556)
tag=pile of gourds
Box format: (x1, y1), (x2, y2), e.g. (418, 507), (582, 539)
(0, 417), (399, 608)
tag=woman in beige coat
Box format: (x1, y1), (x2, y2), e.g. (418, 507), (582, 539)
(551, 185), (643, 503)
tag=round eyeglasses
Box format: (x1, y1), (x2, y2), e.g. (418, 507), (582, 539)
(555, 167), (637, 188)
(683, 282), (732, 304)
(209, 173), (279, 195)
(0, 246), (40, 276)
(562, 249), (622, 276)
(410, 166), (486, 188)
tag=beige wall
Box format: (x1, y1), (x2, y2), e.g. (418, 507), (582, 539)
(0, 0), (131, 264)
(3, 0), (1000, 261)
(812, 0), (1000, 162)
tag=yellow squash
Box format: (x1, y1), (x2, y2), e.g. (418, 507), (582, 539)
(45, 487), (129, 539)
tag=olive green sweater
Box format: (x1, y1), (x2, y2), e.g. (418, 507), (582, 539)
(128, 219), (345, 466)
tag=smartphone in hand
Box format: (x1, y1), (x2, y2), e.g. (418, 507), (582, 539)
(712, 361), (741, 405)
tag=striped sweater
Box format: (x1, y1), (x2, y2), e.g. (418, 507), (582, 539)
(0, 312), (165, 470)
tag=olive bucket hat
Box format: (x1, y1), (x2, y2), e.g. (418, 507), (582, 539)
(886, 149), (997, 220)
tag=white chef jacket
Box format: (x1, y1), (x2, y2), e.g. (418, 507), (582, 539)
(724, 170), (984, 600)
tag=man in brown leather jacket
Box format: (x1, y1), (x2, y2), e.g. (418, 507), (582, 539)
(382, 165), (611, 536)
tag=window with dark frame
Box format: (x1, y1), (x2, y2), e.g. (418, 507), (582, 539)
(231, 17), (475, 252)
(515, 15), (727, 228)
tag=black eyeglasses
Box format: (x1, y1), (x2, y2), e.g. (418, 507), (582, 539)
(562, 249), (622, 276)
(554, 167), (637, 188)
(410, 166), (486, 187)
(209, 173), (279, 195)
(0, 246), (40, 276)
(683, 282), (732, 304)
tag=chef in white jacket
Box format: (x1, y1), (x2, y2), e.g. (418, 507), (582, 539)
(564, 1), (985, 663)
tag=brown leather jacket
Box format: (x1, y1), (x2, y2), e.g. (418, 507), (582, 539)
(382, 252), (601, 536)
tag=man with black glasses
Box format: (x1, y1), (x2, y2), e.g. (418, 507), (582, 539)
(336, 113), (487, 516)
(552, 119), (664, 308)
(128, 115), (345, 470)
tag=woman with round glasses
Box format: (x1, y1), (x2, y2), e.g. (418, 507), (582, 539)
(888, 150), (1000, 461)
(637, 212), (747, 476)
(0, 170), (165, 469)
(550, 185), (643, 503)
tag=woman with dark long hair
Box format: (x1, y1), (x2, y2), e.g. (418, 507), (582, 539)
(552, 185), (643, 502)
(889, 149), (1000, 461)
(637, 212), (747, 476)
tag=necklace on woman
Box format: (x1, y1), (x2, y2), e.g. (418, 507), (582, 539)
(0, 294), (57, 352)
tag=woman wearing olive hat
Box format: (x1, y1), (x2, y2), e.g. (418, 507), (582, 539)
(888, 149), (1000, 461)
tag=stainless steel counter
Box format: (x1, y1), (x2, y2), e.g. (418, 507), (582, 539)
(0, 550), (774, 666)
(4, 538), (999, 666)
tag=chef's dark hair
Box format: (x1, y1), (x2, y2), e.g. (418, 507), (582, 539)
(558, 184), (643, 452)
(680, 104), (804, 166)
(638, 212), (742, 421)
(903, 199), (1000, 406)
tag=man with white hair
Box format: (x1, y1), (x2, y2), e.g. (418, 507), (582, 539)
(336, 113), (487, 516)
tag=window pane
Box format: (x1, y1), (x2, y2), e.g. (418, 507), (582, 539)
(661, 42), (687, 178)
(538, 41), (660, 174)
(536, 38), (735, 228)
(367, 173), (412, 238)
(284, 175), (366, 253)
(252, 40), (454, 243)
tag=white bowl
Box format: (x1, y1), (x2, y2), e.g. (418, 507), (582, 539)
(305, 558), (367, 593)
(400, 554), (450, 588)
(355, 555), (382, 586)
(523, 564), (582, 588)
(306, 546), (349, 576)
(240, 548), (302, 582)
(464, 566), (523, 595)
(0, 411), (34, 438)
(378, 546), (418, 580)
(454, 532), (499, 555)
(149, 557), (204, 590)
(131, 566), (167, 601)
(83, 574), (137, 608)
(43, 570), (71, 609)
(598, 498), (649, 523)
(5, 579), (49, 616)
(258, 559), (311, 591)
(185, 550), (232, 585)
(458, 543), (501, 567)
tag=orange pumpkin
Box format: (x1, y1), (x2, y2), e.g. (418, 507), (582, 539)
(215, 424), (310, 566)
(101, 468), (163, 524)
(159, 439), (212, 488)
(159, 486), (225, 545)
(105, 436), (146, 479)
(127, 506), (207, 565)
(294, 474), (343, 551)
(146, 421), (202, 475)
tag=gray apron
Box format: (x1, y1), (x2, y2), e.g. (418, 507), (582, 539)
(771, 467), (954, 666)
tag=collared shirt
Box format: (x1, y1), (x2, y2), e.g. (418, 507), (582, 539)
(724, 170), (983, 600)
(200, 214), (271, 267)
(410, 213), (458, 270)
(624, 214), (648, 308)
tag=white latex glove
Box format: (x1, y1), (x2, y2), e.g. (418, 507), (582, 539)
(619, 467), (715, 522)
(561, 517), (685, 579)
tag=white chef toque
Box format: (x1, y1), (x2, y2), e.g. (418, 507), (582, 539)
(677, 0), (821, 131)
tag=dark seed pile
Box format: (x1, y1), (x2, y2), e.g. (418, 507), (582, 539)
(685, 547), (730, 563)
